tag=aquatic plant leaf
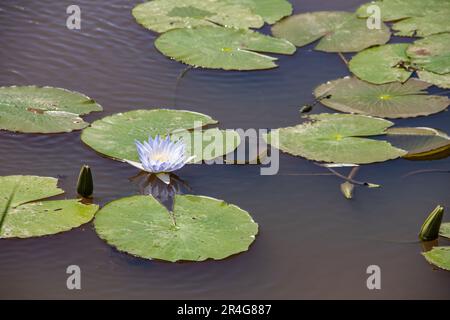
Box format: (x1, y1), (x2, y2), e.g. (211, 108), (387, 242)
(407, 33), (450, 75)
(81, 109), (218, 162)
(94, 194), (258, 262)
(392, 12), (450, 37)
(0, 176), (98, 239)
(171, 128), (241, 163)
(155, 26), (296, 70)
(0, 86), (102, 133)
(132, 0), (264, 33)
(271, 11), (390, 52)
(386, 127), (450, 159)
(264, 113), (406, 164)
(423, 246), (450, 271)
(224, 0), (292, 24)
(417, 71), (450, 89)
(350, 36), (450, 88)
(356, 0), (450, 22)
(314, 77), (449, 118)
(349, 44), (412, 84)
(440, 223), (450, 239)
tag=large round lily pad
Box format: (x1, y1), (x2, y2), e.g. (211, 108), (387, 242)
(0, 86), (102, 133)
(155, 26), (296, 70)
(224, 0), (292, 24)
(356, 0), (449, 22)
(314, 77), (449, 118)
(94, 194), (258, 262)
(386, 127), (450, 160)
(407, 33), (450, 75)
(264, 113), (406, 164)
(81, 109), (218, 161)
(171, 128), (241, 163)
(349, 44), (412, 84)
(392, 12), (450, 37)
(271, 11), (390, 52)
(0, 176), (98, 239)
(423, 246), (450, 271)
(132, 0), (263, 33)
(440, 223), (450, 239)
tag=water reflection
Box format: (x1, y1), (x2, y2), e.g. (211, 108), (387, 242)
(129, 172), (192, 211)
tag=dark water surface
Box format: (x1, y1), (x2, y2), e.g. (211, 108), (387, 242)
(0, 0), (449, 299)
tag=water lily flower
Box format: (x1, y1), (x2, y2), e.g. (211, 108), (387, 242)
(125, 135), (194, 184)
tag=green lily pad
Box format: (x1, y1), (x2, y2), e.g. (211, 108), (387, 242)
(423, 246), (450, 271)
(155, 26), (296, 70)
(171, 128), (241, 163)
(81, 109), (218, 161)
(132, 0), (264, 33)
(0, 86), (102, 133)
(263, 113), (406, 164)
(350, 35), (450, 88)
(349, 44), (412, 84)
(440, 223), (450, 239)
(386, 127), (450, 160)
(356, 0), (449, 22)
(0, 176), (98, 239)
(407, 33), (450, 75)
(224, 0), (292, 24)
(94, 194), (258, 262)
(392, 12), (450, 37)
(314, 77), (449, 118)
(271, 11), (390, 52)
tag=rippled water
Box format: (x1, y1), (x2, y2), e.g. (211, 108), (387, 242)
(0, 0), (449, 299)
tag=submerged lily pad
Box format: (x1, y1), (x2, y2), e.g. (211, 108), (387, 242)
(0, 86), (102, 133)
(386, 127), (450, 160)
(314, 77), (449, 118)
(423, 246), (450, 271)
(349, 35), (450, 88)
(224, 0), (292, 24)
(94, 194), (258, 262)
(155, 26), (295, 70)
(356, 0), (449, 22)
(440, 223), (450, 239)
(81, 109), (218, 161)
(264, 113), (406, 164)
(0, 176), (98, 239)
(171, 128), (241, 163)
(132, 0), (264, 33)
(271, 11), (390, 52)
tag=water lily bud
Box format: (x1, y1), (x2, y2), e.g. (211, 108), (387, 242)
(77, 165), (93, 198)
(419, 205), (444, 241)
(340, 181), (354, 199)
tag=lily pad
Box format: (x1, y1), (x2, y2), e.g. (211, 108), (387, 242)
(0, 176), (98, 239)
(0, 86), (102, 133)
(314, 77), (449, 118)
(132, 0), (264, 33)
(171, 128), (241, 163)
(224, 0), (292, 24)
(94, 194), (258, 262)
(263, 113), (406, 164)
(386, 127), (450, 160)
(349, 44), (412, 84)
(392, 12), (450, 37)
(356, 0), (449, 22)
(155, 26), (296, 70)
(423, 246), (450, 271)
(271, 11), (390, 52)
(407, 33), (450, 75)
(81, 109), (218, 161)
(440, 223), (450, 239)
(350, 35), (450, 88)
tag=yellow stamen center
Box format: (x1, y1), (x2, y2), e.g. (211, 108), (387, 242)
(151, 153), (170, 162)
